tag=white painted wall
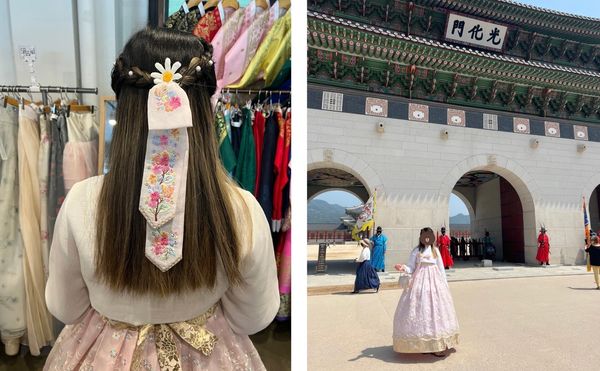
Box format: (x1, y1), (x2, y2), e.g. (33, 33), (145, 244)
(472, 178), (504, 260)
(308, 108), (594, 268)
(0, 0), (148, 104)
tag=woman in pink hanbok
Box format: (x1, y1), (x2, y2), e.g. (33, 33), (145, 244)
(393, 227), (459, 357)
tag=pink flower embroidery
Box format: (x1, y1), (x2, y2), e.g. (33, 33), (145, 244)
(167, 96), (181, 111)
(148, 192), (160, 208)
(159, 135), (169, 146)
(152, 243), (166, 256)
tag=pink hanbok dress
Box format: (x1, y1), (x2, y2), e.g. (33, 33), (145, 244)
(393, 246), (459, 353)
(44, 176), (280, 370)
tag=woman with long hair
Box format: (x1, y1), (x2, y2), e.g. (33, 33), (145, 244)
(44, 28), (279, 370)
(392, 227), (459, 357)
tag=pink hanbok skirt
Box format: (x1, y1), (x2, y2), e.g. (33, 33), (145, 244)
(393, 263), (459, 353)
(44, 304), (266, 370)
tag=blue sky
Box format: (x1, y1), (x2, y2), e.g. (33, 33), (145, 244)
(514, 0), (600, 18)
(312, 190), (362, 208)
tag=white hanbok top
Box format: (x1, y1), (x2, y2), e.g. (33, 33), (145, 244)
(45, 176), (280, 335)
(357, 247), (370, 262)
(403, 245), (447, 284)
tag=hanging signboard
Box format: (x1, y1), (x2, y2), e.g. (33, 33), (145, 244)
(316, 243), (327, 273)
(444, 12), (508, 51)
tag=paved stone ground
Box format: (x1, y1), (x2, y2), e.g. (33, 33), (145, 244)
(308, 274), (600, 371)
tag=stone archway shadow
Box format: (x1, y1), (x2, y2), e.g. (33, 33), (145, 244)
(308, 148), (385, 196)
(439, 154), (541, 264)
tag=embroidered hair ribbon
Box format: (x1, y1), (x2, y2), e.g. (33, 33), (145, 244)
(139, 57), (192, 272)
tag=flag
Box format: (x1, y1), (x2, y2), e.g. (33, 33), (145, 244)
(352, 191), (376, 240)
(584, 197), (591, 272)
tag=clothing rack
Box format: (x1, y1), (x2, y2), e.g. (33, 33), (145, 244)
(0, 85), (98, 106)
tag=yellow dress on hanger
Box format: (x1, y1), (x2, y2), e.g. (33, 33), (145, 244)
(264, 27), (291, 87)
(227, 10), (290, 89)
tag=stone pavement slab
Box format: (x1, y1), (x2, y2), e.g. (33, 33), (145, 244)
(308, 274), (600, 371)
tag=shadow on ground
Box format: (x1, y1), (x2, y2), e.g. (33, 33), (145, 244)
(348, 346), (456, 364)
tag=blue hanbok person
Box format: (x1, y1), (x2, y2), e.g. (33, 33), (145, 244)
(371, 226), (388, 272)
(353, 239), (380, 293)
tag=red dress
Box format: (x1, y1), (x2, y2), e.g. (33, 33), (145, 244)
(271, 111), (291, 232)
(536, 233), (550, 263)
(437, 234), (454, 268)
(192, 7), (223, 42)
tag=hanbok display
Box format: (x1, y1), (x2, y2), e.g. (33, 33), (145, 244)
(0, 103), (27, 355)
(393, 245), (459, 353)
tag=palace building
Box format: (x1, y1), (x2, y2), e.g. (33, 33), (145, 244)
(307, 0), (600, 268)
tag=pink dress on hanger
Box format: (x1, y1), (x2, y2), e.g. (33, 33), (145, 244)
(62, 112), (99, 194)
(218, 2), (280, 88)
(212, 1), (256, 82)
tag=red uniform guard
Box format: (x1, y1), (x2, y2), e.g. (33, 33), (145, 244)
(437, 227), (454, 269)
(536, 227), (550, 265)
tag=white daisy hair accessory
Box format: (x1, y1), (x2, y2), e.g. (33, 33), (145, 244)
(140, 57), (194, 272)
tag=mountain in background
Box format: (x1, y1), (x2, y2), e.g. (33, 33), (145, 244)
(450, 213), (470, 225)
(308, 199), (348, 224)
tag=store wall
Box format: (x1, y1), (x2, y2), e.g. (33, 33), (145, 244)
(0, 0), (148, 104)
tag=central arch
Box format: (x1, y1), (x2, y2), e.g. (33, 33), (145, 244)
(440, 154), (540, 264)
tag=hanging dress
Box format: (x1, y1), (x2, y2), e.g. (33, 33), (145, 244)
(271, 110), (290, 232)
(192, 2), (235, 42)
(18, 104), (54, 355)
(257, 113), (279, 224)
(165, 3), (205, 32)
(275, 227), (291, 321)
(47, 112), (68, 244)
(252, 110), (266, 197)
(219, 2), (280, 88)
(215, 110), (237, 175)
(0, 102), (27, 348)
(63, 111), (98, 194)
(38, 114), (51, 279)
(227, 10), (291, 89)
(233, 108), (256, 194)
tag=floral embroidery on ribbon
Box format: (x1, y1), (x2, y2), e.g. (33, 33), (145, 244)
(141, 129), (180, 223)
(154, 85), (182, 112)
(150, 230), (178, 260)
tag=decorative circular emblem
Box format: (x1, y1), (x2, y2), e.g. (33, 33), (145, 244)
(412, 110), (425, 119)
(516, 123), (527, 132)
(548, 127), (557, 135)
(576, 130), (586, 138)
(370, 104), (383, 114)
(450, 115), (462, 124)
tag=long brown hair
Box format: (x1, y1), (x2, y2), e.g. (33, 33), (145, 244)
(96, 28), (245, 296)
(418, 227), (438, 259)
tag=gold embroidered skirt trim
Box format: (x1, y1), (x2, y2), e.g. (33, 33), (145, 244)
(393, 332), (459, 353)
(106, 303), (218, 371)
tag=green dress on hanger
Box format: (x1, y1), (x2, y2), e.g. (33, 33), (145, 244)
(233, 108), (256, 194)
